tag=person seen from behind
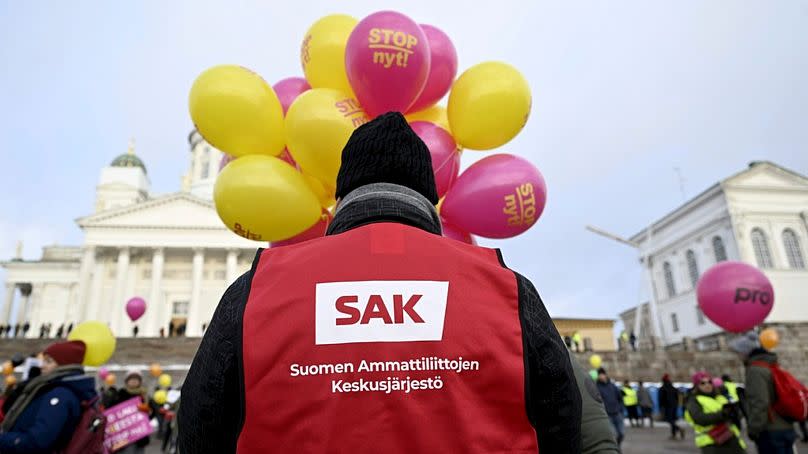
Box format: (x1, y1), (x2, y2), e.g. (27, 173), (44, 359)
(637, 380), (654, 428)
(730, 331), (797, 454)
(659, 373), (685, 440)
(178, 112), (582, 453)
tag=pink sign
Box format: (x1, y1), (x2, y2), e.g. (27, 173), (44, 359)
(104, 397), (154, 452)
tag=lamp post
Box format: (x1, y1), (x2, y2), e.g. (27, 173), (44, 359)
(585, 225), (665, 349)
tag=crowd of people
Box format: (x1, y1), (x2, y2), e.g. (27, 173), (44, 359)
(0, 339), (179, 453)
(0, 322), (75, 339)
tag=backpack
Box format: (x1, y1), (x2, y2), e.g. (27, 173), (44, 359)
(56, 396), (107, 454)
(751, 361), (808, 421)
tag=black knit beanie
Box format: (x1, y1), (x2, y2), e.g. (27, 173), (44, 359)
(335, 112), (439, 204)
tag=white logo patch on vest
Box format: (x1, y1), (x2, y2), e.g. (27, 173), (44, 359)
(315, 280), (449, 345)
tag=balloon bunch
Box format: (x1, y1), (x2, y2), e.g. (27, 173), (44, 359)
(190, 10), (545, 245)
(588, 354), (602, 380)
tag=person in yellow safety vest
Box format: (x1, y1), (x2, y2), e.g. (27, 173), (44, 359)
(572, 332), (583, 352)
(684, 371), (747, 454)
(619, 331), (629, 351)
(621, 382), (640, 428)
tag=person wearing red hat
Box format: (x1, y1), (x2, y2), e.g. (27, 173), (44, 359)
(0, 340), (97, 453)
(684, 371), (746, 453)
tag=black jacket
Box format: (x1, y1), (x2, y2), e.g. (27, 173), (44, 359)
(178, 183), (582, 453)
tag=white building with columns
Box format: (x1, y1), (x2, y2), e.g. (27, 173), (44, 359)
(1, 132), (260, 338)
(619, 161), (808, 348)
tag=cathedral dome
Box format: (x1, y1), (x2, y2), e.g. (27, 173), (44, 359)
(110, 140), (147, 174)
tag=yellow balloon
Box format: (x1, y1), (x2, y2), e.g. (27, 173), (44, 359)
(153, 389), (167, 405)
(67, 321), (116, 366)
(158, 373), (172, 388)
(448, 61), (531, 150)
(5, 375), (16, 386)
(589, 354), (602, 369)
(214, 155), (322, 242)
(406, 105), (451, 133)
(105, 374), (117, 386)
(301, 14), (358, 97)
(285, 88), (369, 189)
(301, 173), (337, 209)
(189, 65), (285, 157)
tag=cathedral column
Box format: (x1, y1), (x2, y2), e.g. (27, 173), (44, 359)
(1, 283), (15, 326)
(226, 249), (239, 285)
(186, 248), (205, 337)
(147, 248), (165, 336)
(76, 246), (95, 320)
(86, 256), (105, 322)
(112, 247), (130, 335)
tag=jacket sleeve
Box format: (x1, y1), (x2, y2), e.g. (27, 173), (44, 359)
(0, 388), (79, 454)
(178, 270), (254, 454)
(570, 351), (620, 454)
(744, 366), (770, 437)
(685, 395), (727, 426)
(515, 272), (583, 453)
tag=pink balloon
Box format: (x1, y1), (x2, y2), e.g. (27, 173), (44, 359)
(126, 297), (146, 322)
(712, 377), (724, 388)
(271, 211), (332, 247)
(441, 154), (547, 239)
(98, 366), (109, 380)
(409, 121), (460, 197)
(697, 261), (774, 333)
(407, 24), (457, 113)
(219, 154), (235, 172)
(345, 11), (430, 117)
(442, 218), (476, 245)
(273, 77), (311, 115)
(278, 148), (298, 169)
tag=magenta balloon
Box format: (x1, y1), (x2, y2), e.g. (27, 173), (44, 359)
(272, 77), (311, 115)
(408, 24), (457, 113)
(441, 154), (547, 239)
(442, 219), (476, 245)
(98, 366), (109, 380)
(345, 11), (430, 117)
(271, 212), (331, 247)
(278, 148), (298, 169)
(219, 154), (235, 172)
(125, 297), (146, 322)
(696, 261), (774, 333)
(409, 121), (460, 197)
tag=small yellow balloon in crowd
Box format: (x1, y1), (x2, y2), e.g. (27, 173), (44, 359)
(760, 328), (779, 350)
(2, 361), (12, 376)
(285, 88), (370, 189)
(150, 363), (162, 378)
(158, 373), (172, 388)
(214, 155), (322, 242)
(405, 105), (452, 134)
(68, 321), (116, 366)
(5, 375), (16, 386)
(448, 61), (531, 150)
(154, 389), (168, 405)
(189, 65), (286, 158)
(589, 354), (602, 369)
(105, 374), (117, 386)
(301, 14), (358, 97)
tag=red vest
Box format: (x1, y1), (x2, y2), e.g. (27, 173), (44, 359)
(238, 223), (537, 453)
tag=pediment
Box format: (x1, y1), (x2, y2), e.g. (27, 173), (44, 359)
(77, 192), (224, 229)
(723, 162), (808, 190)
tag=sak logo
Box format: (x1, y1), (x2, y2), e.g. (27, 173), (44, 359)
(315, 281), (449, 345)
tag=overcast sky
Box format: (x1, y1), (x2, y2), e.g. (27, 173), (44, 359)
(1, 1), (806, 327)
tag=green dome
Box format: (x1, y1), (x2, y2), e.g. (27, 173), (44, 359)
(111, 153), (147, 174)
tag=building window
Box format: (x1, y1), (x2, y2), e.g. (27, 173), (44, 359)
(712, 236), (727, 262)
(200, 149), (210, 179)
(214, 270), (226, 280)
(663, 261), (676, 298)
(751, 228), (774, 268)
(172, 301), (189, 316)
(686, 250), (699, 287)
(671, 313), (679, 333)
(782, 229), (805, 269)
(696, 306), (705, 325)
(142, 268), (152, 279)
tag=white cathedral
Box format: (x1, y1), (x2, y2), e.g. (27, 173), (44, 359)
(1, 131), (259, 338)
